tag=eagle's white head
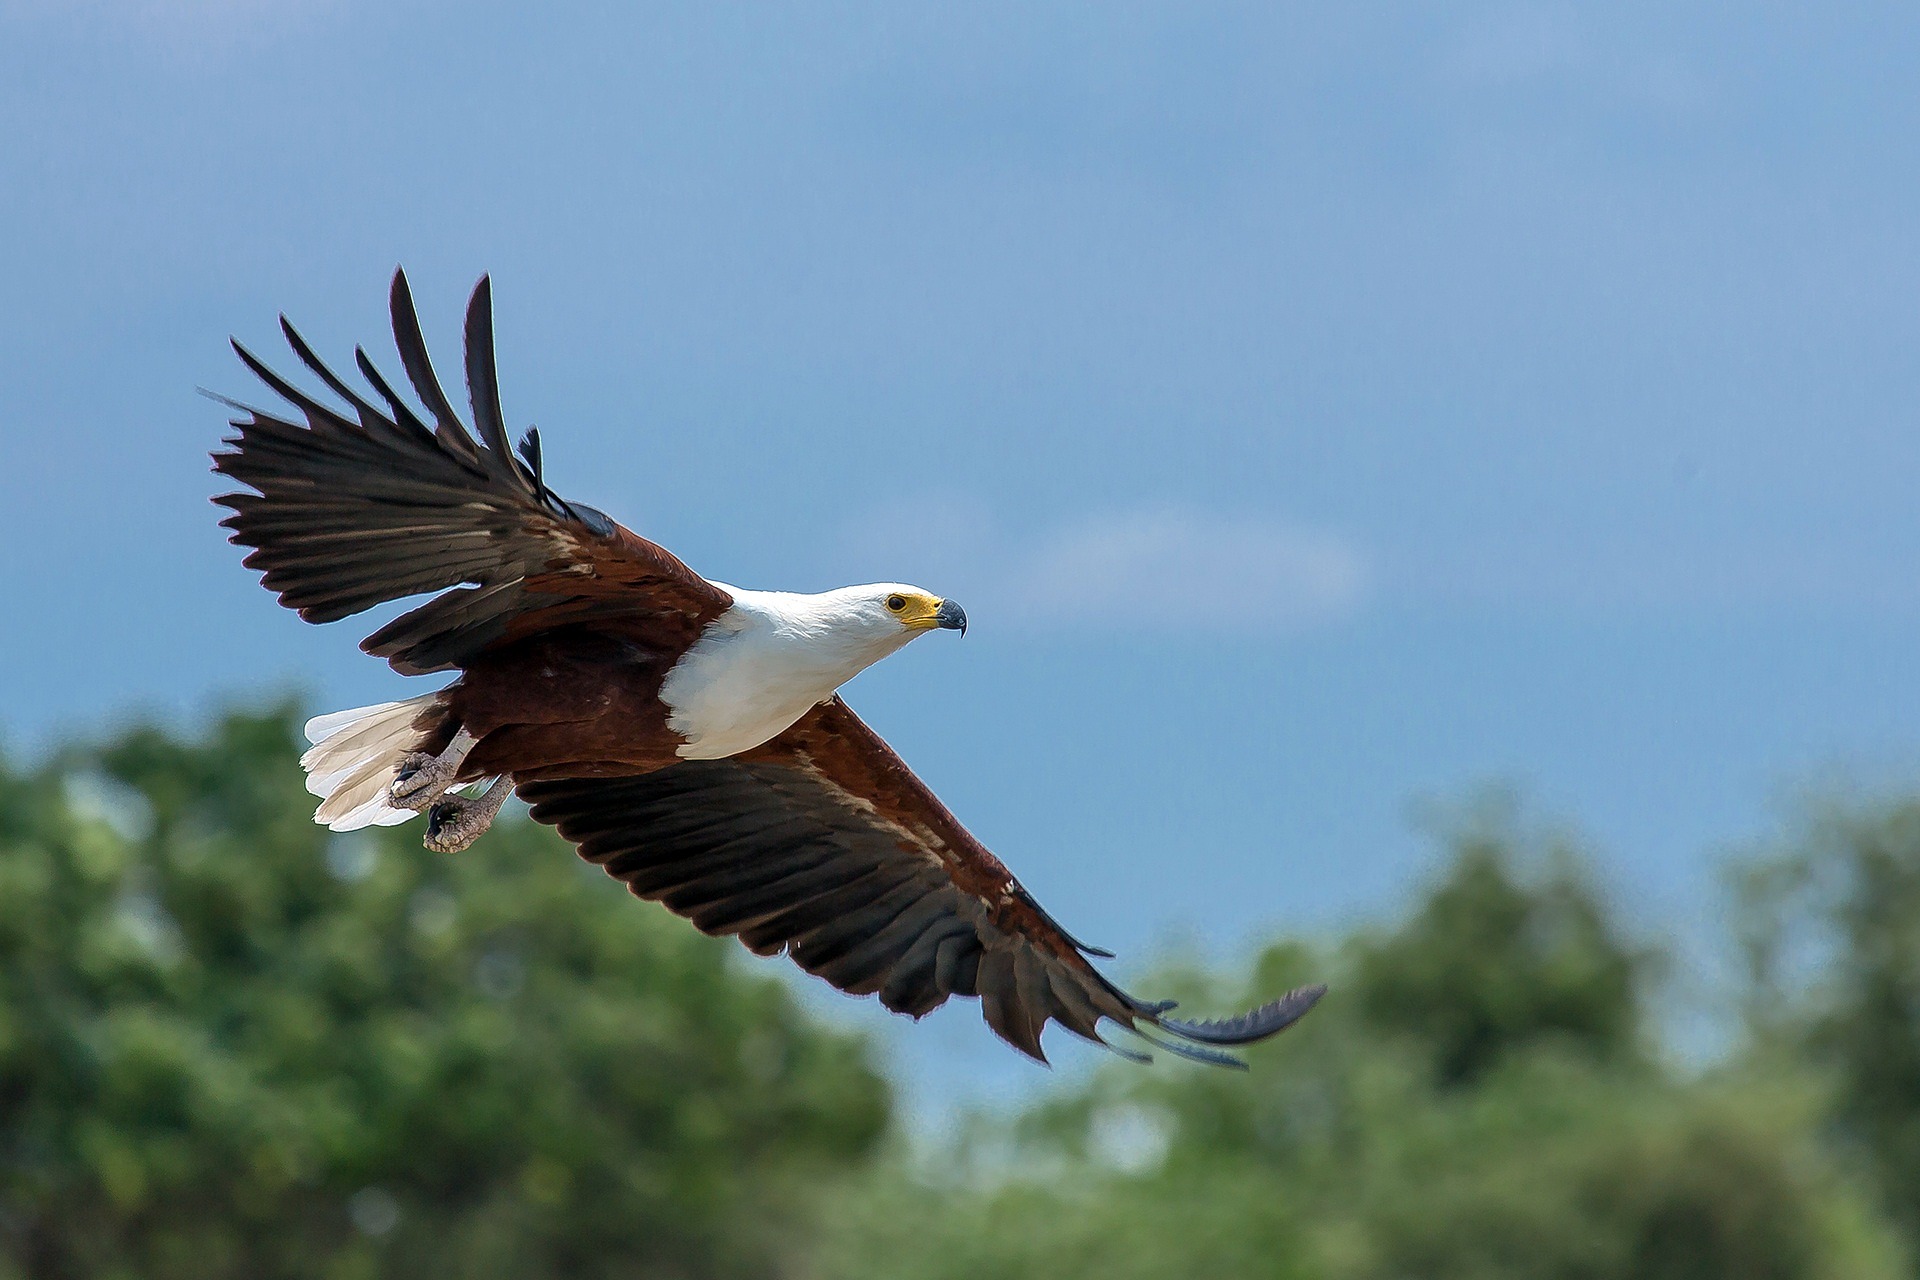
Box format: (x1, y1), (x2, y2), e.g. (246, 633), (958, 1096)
(790, 582), (966, 639)
(749, 582), (967, 678)
(661, 581), (967, 759)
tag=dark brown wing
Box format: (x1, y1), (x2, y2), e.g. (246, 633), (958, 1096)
(212, 270), (731, 675)
(519, 698), (1324, 1066)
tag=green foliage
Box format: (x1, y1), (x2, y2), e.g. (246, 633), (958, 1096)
(1814, 804), (1920, 1239)
(7, 706), (1920, 1280)
(1734, 800), (1920, 1253)
(1350, 817), (1648, 1086)
(1330, 1063), (1894, 1280)
(0, 702), (887, 1280)
(811, 817), (1906, 1280)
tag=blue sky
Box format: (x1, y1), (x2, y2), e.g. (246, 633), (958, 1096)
(5, 2), (1920, 1111)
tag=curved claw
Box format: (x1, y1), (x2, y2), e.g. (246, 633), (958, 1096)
(424, 777), (512, 854)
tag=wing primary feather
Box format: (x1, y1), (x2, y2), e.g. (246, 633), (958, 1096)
(1039, 967), (1110, 1044)
(976, 951), (1046, 1062)
(387, 267), (483, 464)
(1130, 1026), (1249, 1070)
(278, 318), (387, 431)
(1012, 950), (1068, 1044)
(230, 339), (357, 433)
(461, 276), (531, 493)
(352, 346), (442, 450)
(1092, 1033), (1155, 1065)
(518, 428), (543, 488)
(202, 386), (264, 417)
(518, 425), (591, 524)
(1153, 985), (1328, 1046)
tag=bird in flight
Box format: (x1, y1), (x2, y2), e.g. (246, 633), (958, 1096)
(211, 271), (1323, 1066)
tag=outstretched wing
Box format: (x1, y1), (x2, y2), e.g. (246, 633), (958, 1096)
(519, 698), (1324, 1066)
(212, 270), (732, 675)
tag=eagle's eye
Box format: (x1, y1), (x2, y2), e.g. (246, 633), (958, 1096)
(886, 594), (907, 613)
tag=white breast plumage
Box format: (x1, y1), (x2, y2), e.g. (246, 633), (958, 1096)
(658, 587), (919, 760)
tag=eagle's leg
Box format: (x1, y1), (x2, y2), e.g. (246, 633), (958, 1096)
(424, 776), (512, 854)
(391, 728), (478, 810)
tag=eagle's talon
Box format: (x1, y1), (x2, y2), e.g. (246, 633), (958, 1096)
(389, 752), (443, 807)
(389, 729), (480, 810)
(422, 777), (511, 854)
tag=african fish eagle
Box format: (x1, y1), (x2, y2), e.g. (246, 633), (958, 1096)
(210, 270), (1324, 1066)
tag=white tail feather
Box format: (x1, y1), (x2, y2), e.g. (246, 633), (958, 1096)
(301, 696), (439, 831)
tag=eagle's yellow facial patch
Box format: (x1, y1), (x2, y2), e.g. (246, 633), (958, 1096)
(885, 590), (947, 630)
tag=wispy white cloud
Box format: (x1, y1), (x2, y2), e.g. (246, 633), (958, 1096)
(1005, 509), (1367, 630)
(829, 502), (1369, 636)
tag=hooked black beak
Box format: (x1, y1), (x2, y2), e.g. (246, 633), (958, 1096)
(934, 599), (968, 634)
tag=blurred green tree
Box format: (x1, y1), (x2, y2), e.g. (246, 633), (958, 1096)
(1733, 800), (1920, 1259)
(1350, 811), (1649, 1087)
(1812, 804), (1920, 1248)
(6, 704), (1912, 1280)
(812, 815), (1904, 1280)
(0, 702), (888, 1280)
